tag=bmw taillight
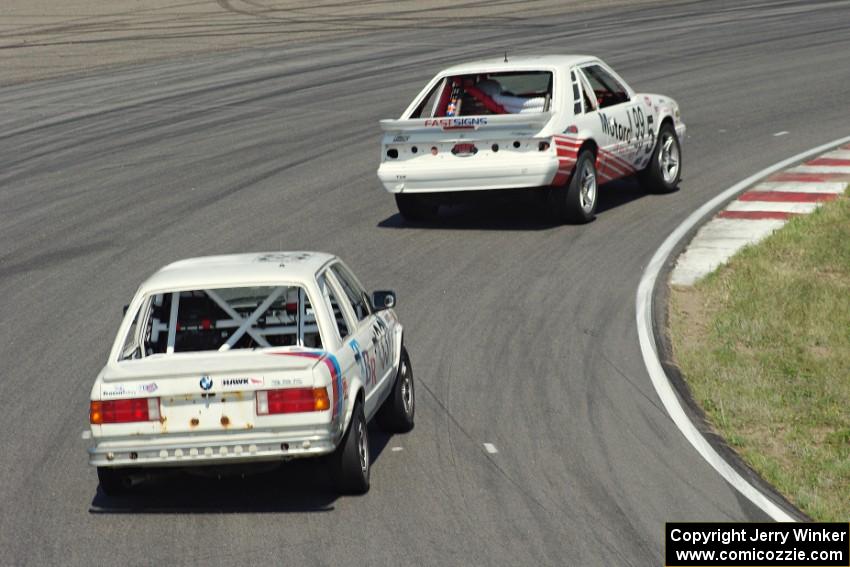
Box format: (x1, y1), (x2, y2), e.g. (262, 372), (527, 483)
(256, 388), (330, 415)
(90, 398), (160, 424)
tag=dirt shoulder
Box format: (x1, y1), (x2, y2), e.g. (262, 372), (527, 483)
(1, 0), (664, 86)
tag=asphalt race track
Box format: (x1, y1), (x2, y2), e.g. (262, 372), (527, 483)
(1, 1), (848, 564)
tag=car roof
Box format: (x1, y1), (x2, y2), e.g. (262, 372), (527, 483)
(439, 54), (598, 74)
(139, 252), (337, 293)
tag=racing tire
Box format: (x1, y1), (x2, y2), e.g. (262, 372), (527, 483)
(395, 194), (439, 222)
(330, 400), (370, 495)
(97, 467), (132, 496)
(639, 122), (681, 193)
(377, 346), (415, 433)
(549, 150), (598, 224)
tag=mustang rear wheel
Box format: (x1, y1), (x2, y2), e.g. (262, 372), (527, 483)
(639, 122), (681, 193)
(395, 194), (439, 222)
(377, 346), (415, 433)
(549, 149), (598, 224)
(331, 400), (370, 495)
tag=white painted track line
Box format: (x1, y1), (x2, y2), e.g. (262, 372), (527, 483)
(483, 443), (498, 454)
(752, 181), (847, 193)
(726, 200), (819, 213)
(637, 133), (850, 522)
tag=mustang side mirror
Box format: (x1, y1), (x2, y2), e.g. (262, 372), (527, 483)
(123, 304), (129, 315)
(371, 290), (396, 310)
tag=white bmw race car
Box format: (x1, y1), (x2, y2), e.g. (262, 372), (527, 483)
(87, 252), (414, 495)
(377, 54), (685, 223)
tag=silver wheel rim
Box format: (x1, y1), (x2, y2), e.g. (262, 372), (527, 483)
(659, 132), (680, 184)
(400, 361), (414, 416)
(357, 419), (369, 474)
(579, 160), (597, 213)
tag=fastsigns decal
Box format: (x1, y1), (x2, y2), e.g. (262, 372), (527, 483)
(424, 117), (488, 130)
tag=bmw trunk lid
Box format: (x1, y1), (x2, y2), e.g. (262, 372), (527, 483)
(98, 350), (319, 435)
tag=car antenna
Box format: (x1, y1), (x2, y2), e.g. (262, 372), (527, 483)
(504, 50), (508, 63)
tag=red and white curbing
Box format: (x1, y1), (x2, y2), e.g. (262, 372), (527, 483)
(671, 145), (850, 285)
(638, 136), (850, 522)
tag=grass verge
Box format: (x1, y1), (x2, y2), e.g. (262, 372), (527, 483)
(670, 187), (849, 521)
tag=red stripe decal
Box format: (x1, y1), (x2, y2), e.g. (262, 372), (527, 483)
(718, 210), (798, 220)
(598, 157), (629, 179)
(593, 147), (634, 175)
(601, 149), (636, 173)
(739, 191), (837, 203)
(597, 162), (620, 183)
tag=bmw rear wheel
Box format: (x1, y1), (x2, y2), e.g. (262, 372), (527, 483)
(377, 346), (415, 433)
(331, 400), (370, 495)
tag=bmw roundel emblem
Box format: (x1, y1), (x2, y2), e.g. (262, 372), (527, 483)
(200, 375), (213, 390)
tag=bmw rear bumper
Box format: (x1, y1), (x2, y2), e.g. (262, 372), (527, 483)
(89, 428), (337, 468)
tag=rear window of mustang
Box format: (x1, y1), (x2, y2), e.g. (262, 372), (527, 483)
(118, 286), (322, 360)
(411, 71), (553, 118)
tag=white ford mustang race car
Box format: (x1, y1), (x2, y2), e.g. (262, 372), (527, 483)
(87, 252), (414, 495)
(377, 54), (685, 223)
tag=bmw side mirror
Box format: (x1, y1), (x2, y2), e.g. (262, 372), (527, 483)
(123, 304), (129, 315)
(371, 290), (396, 310)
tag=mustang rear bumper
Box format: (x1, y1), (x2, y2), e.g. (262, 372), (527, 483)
(378, 154), (560, 193)
(89, 428), (337, 468)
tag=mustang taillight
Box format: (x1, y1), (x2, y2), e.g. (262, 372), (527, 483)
(90, 398), (160, 424)
(256, 388), (330, 415)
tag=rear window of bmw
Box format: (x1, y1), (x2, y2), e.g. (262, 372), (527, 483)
(119, 285), (322, 359)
